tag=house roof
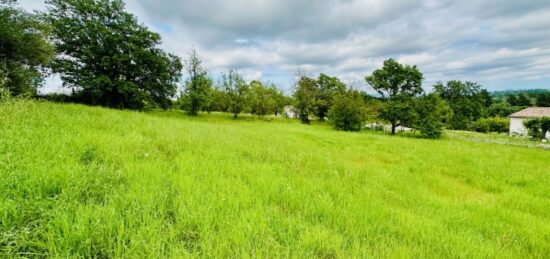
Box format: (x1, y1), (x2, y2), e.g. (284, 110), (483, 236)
(509, 107), (550, 118)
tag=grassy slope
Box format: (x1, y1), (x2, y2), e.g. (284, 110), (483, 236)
(1, 100), (550, 258)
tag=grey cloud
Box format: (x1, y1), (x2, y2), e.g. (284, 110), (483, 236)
(16, 0), (550, 91)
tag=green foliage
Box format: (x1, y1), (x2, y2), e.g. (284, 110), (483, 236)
(412, 94), (451, 139)
(507, 93), (532, 107)
(314, 73), (345, 121)
(472, 117), (509, 134)
(247, 80), (288, 117)
(433, 80), (488, 130)
(523, 117), (550, 141)
(486, 101), (523, 117)
(2, 100), (550, 257)
(328, 89), (367, 131)
(293, 76), (317, 124)
(0, 1), (53, 96)
(46, 0), (182, 109)
(180, 49), (211, 115)
(222, 70), (248, 118)
(365, 59), (423, 134)
(365, 59), (424, 99)
(536, 93), (550, 107)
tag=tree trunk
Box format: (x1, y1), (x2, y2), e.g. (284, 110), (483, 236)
(391, 122), (396, 135)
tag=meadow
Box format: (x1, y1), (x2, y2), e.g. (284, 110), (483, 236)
(1, 100), (550, 258)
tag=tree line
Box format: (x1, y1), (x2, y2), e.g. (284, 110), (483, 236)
(1, 0), (549, 140)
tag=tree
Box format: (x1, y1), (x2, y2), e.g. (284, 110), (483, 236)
(412, 94), (451, 139)
(536, 93), (550, 107)
(222, 70), (248, 119)
(268, 85), (288, 116)
(487, 101), (523, 118)
(433, 80), (487, 130)
(293, 76), (317, 124)
(328, 89), (367, 131)
(46, 0), (182, 109)
(180, 49), (211, 115)
(517, 94), (532, 106)
(365, 58), (424, 134)
(248, 80), (274, 116)
(523, 117), (550, 141)
(314, 73), (345, 121)
(0, 0), (53, 96)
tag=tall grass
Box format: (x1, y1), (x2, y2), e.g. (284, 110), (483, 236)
(1, 100), (549, 258)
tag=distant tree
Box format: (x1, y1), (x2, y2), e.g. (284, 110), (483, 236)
(293, 76), (317, 124)
(479, 89), (493, 108)
(365, 58), (424, 134)
(203, 86), (227, 113)
(433, 80), (486, 130)
(181, 49), (211, 115)
(0, 0), (53, 96)
(412, 94), (451, 139)
(46, 0), (182, 109)
(515, 94), (532, 106)
(536, 93), (550, 107)
(506, 94), (517, 106)
(328, 89), (367, 131)
(314, 73), (345, 121)
(222, 70), (248, 119)
(487, 101), (523, 117)
(523, 117), (550, 141)
(269, 85), (288, 116)
(248, 80), (274, 116)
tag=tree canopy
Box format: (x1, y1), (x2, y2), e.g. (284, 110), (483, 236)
(46, 0), (182, 109)
(180, 49), (211, 115)
(0, 0), (53, 96)
(365, 59), (424, 134)
(433, 80), (488, 130)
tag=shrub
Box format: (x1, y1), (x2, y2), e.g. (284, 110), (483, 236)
(524, 117), (550, 141)
(412, 94), (451, 139)
(328, 90), (367, 131)
(473, 117), (509, 133)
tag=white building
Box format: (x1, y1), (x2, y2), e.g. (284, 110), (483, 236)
(509, 107), (550, 138)
(283, 105), (297, 119)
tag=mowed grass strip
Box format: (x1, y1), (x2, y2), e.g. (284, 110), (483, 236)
(1, 100), (549, 258)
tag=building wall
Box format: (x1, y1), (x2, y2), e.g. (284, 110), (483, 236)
(510, 117), (549, 139)
(509, 118), (527, 135)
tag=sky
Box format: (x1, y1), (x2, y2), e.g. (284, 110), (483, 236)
(18, 0), (550, 93)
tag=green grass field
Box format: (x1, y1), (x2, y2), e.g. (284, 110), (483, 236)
(1, 100), (550, 258)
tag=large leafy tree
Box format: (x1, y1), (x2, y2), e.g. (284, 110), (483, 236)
(293, 76), (317, 124)
(314, 73), (345, 121)
(181, 49), (211, 115)
(433, 80), (487, 130)
(365, 59), (423, 134)
(222, 70), (248, 119)
(0, 0), (53, 96)
(46, 0), (182, 109)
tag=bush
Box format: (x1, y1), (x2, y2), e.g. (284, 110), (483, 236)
(412, 94), (451, 139)
(328, 90), (367, 131)
(472, 117), (509, 133)
(524, 117), (550, 141)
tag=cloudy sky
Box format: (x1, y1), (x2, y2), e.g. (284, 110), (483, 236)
(19, 0), (550, 93)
